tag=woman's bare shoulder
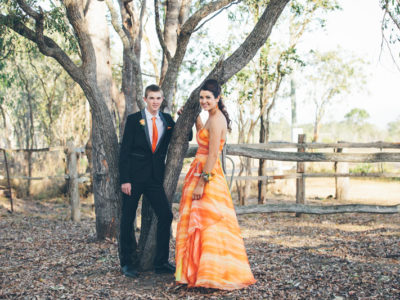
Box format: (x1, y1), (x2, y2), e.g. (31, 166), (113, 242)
(209, 113), (226, 129)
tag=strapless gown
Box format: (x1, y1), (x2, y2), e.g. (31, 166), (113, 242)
(175, 128), (256, 290)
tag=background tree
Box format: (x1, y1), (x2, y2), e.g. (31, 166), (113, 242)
(301, 50), (366, 142)
(226, 0), (339, 204)
(344, 108), (370, 125)
(343, 108), (370, 141)
(380, 0), (400, 70)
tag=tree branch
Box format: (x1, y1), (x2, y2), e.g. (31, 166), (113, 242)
(155, 0), (172, 61)
(161, 0), (236, 108)
(0, 13), (82, 83)
(192, 0), (241, 33)
(210, 0), (290, 83)
(105, 0), (145, 110)
(180, 0), (235, 34)
(138, 0), (146, 49)
(383, 0), (400, 31)
(387, 8), (400, 31)
(104, 0), (133, 57)
(16, 0), (41, 20)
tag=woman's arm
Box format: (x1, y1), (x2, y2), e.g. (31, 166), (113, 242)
(192, 117), (223, 200)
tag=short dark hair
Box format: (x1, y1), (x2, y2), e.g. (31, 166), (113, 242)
(144, 84), (163, 98)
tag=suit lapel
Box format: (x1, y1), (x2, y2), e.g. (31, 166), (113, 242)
(141, 110), (152, 151)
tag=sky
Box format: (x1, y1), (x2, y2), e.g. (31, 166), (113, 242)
(288, 0), (400, 129)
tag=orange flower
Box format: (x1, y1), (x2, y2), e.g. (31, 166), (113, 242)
(167, 126), (172, 130)
(139, 119), (145, 126)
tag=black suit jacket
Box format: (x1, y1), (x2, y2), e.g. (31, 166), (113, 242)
(119, 110), (176, 184)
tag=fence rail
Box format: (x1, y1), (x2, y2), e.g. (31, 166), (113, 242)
(2, 137), (399, 218)
(235, 203), (400, 215)
(187, 145), (400, 162)
(186, 135), (399, 215)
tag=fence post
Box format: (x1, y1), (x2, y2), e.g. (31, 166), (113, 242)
(296, 134), (306, 217)
(335, 141), (349, 201)
(66, 141), (80, 222)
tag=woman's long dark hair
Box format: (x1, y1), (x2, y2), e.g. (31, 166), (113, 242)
(200, 79), (232, 131)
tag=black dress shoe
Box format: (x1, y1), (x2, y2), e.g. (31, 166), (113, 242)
(154, 262), (176, 274)
(121, 265), (139, 278)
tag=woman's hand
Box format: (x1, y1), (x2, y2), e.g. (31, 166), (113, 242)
(192, 182), (204, 200)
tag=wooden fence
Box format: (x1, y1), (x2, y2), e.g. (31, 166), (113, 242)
(186, 134), (400, 215)
(0, 143), (87, 221)
(1, 135), (400, 220)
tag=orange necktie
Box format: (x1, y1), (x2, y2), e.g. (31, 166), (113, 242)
(151, 117), (158, 153)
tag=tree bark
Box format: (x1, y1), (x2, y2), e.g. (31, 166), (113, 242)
(83, 0), (120, 239)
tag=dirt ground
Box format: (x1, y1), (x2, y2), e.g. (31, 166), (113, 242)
(1, 179), (399, 299)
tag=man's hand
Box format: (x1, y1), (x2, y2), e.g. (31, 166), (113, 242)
(121, 183), (132, 196)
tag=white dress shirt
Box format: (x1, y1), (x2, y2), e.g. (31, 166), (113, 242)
(145, 108), (165, 146)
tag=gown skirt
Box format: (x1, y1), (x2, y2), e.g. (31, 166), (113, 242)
(175, 128), (256, 290)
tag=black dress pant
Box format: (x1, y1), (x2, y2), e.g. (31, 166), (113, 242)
(119, 179), (173, 267)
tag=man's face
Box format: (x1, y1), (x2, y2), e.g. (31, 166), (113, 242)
(144, 91), (163, 115)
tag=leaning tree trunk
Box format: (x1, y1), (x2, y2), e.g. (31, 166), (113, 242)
(163, 0), (290, 240)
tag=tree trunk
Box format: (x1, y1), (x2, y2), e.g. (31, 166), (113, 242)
(82, 0), (121, 239)
(313, 115), (321, 142)
(84, 86), (120, 240)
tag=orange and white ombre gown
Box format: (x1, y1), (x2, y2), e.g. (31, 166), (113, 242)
(175, 128), (256, 290)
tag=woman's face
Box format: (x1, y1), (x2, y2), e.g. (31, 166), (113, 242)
(199, 90), (219, 111)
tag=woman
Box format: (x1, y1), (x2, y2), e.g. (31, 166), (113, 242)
(175, 79), (256, 290)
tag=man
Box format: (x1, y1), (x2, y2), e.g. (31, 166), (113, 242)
(119, 84), (182, 278)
